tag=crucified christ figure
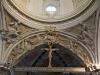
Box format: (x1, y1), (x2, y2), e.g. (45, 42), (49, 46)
(42, 44), (58, 68)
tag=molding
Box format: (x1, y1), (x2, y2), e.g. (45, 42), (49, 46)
(97, 6), (100, 64)
(94, 9), (100, 64)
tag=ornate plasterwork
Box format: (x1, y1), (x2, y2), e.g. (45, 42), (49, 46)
(0, 10), (94, 65)
(0, 11), (95, 65)
(1, 9), (97, 67)
(2, 0), (98, 29)
(0, 9), (37, 65)
(64, 12), (97, 62)
(4, 12), (37, 45)
(5, 31), (93, 66)
(0, 0), (98, 68)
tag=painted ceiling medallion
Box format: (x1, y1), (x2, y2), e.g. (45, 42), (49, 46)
(2, 0), (98, 29)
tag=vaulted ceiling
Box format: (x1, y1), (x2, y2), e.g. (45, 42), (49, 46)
(9, 0), (91, 20)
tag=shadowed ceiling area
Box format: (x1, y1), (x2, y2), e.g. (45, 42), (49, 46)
(15, 44), (86, 67)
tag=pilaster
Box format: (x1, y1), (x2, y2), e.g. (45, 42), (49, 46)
(0, 1), (7, 64)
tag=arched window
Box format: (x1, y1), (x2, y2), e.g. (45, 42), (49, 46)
(45, 5), (57, 15)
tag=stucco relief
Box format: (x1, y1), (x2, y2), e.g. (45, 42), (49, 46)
(0, 0), (98, 68)
(65, 12), (97, 56)
(7, 32), (93, 66)
(57, 35), (93, 65)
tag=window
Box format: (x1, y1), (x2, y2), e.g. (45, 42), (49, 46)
(45, 5), (57, 15)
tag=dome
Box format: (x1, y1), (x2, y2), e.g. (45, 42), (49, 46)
(2, 0), (97, 29)
(7, 0), (93, 21)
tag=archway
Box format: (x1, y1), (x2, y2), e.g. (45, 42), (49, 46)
(16, 44), (86, 67)
(4, 31), (94, 75)
(14, 44), (86, 75)
(5, 31), (94, 65)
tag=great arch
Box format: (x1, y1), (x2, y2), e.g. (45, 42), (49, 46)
(3, 30), (94, 66)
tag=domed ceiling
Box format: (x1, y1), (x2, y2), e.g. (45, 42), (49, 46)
(3, 0), (97, 29)
(8, 0), (93, 21)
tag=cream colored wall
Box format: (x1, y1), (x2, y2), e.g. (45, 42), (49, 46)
(11, 0), (28, 8)
(26, 0), (74, 16)
(72, 0), (89, 8)
(27, 0), (43, 17)
(60, 0), (74, 15)
(11, 0), (74, 17)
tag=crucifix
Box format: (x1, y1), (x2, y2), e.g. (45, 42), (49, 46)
(42, 25), (59, 68)
(42, 44), (58, 68)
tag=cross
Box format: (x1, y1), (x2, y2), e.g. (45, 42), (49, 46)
(42, 45), (59, 68)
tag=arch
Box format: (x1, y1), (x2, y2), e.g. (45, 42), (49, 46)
(3, 31), (95, 65)
(15, 44), (86, 67)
